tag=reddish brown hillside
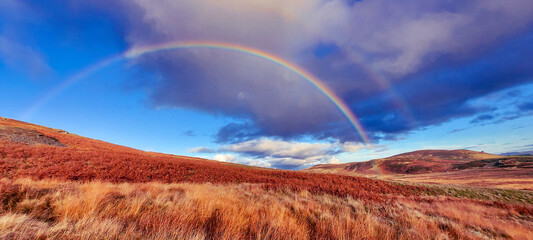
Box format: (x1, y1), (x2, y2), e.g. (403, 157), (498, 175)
(305, 149), (533, 190)
(0, 117), (427, 201)
(390, 149), (500, 160)
(308, 149), (532, 175)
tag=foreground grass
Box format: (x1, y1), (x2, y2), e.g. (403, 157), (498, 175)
(0, 179), (532, 239)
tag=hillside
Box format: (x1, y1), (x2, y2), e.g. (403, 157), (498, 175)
(1, 117), (533, 239)
(307, 149), (520, 175)
(305, 149), (533, 190)
(0, 117), (425, 200)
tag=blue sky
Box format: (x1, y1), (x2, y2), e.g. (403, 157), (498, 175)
(1, 0), (532, 170)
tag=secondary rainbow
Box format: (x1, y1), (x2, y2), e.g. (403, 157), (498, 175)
(344, 51), (417, 126)
(22, 41), (371, 144)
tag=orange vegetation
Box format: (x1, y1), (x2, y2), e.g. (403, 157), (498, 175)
(306, 149), (533, 190)
(378, 169), (533, 190)
(0, 178), (532, 240)
(2, 117), (533, 239)
(0, 118), (425, 201)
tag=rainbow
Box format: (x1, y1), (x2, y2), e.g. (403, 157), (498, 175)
(344, 51), (417, 126)
(22, 41), (371, 144)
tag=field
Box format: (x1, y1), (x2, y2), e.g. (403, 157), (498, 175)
(380, 169), (533, 190)
(1, 178), (533, 240)
(1, 117), (533, 239)
(306, 168), (533, 191)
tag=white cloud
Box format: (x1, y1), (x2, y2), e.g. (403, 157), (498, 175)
(213, 154), (237, 162)
(328, 157), (340, 164)
(221, 138), (334, 159)
(192, 138), (364, 169)
(340, 142), (365, 153)
(188, 147), (215, 153)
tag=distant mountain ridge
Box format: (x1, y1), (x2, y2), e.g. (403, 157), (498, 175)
(306, 149), (533, 175)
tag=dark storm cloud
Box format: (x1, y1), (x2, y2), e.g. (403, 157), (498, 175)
(215, 123), (264, 144)
(32, 0), (533, 144)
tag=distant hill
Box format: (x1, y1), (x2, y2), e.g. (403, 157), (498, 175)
(307, 149), (507, 174)
(305, 149), (533, 190)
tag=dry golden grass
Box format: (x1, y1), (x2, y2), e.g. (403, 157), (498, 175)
(307, 168), (533, 191)
(384, 169), (533, 190)
(0, 178), (532, 240)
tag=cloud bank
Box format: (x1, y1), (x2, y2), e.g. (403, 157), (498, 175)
(28, 0), (533, 144)
(106, 0), (533, 143)
(190, 138), (363, 170)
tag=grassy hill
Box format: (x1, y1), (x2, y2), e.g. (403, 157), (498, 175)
(0, 117), (425, 201)
(305, 149), (533, 190)
(1, 117), (532, 239)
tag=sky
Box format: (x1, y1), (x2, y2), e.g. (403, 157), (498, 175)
(1, 0), (533, 170)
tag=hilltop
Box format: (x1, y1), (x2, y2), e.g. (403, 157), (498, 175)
(305, 149), (533, 190)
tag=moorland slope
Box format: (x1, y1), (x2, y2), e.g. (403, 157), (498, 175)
(306, 149), (533, 190)
(1, 117), (532, 239)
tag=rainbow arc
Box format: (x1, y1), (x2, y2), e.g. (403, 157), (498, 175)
(22, 41), (371, 145)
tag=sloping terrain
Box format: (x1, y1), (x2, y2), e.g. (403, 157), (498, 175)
(0, 117), (425, 201)
(309, 149), (510, 175)
(306, 149), (533, 190)
(1, 117), (533, 239)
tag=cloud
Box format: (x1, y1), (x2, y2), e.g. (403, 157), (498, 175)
(462, 85), (533, 126)
(212, 154), (237, 162)
(120, 0), (533, 142)
(518, 102), (533, 111)
(470, 114), (495, 124)
(0, 1), (51, 78)
(0, 36), (52, 78)
(340, 142), (366, 153)
(182, 130), (197, 137)
(0, 0), (41, 23)
(448, 128), (466, 134)
(214, 122), (265, 144)
(262, 155), (340, 170)
(194, 138), (364, 170)
(188, 147), (215, 153)
(28, 0), (533, 143)
(338, 0), (533, 76)
(221, 138), (340, 159)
